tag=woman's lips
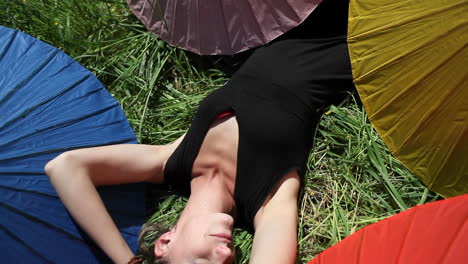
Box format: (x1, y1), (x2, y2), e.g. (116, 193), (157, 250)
(210, 233), (232, 242)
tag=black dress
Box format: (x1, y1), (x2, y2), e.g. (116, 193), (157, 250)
(164, 0), (354, 232)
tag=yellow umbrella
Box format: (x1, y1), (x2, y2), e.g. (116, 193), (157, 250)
(348, 0), (468, 197)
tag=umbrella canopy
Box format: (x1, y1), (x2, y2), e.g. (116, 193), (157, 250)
(348, 0), (468, 197)
(0, 26), (146, 263)
(127, 0), (323, 55)
(308, 194), (468, 264)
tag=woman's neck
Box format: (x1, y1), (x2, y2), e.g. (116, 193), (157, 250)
(177, 175), (236, 225)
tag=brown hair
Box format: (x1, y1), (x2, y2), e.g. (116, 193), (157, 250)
(135, 221), (172, 264)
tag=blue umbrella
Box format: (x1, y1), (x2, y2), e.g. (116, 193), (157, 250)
(0, 26), (147, 263)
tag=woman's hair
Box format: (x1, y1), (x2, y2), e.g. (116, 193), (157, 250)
(135, 221), (172, 264)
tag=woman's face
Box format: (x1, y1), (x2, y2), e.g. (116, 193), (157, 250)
(156, 212), (235, 264)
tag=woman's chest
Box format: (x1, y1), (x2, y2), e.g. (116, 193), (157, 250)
(191, 115), (239, 190)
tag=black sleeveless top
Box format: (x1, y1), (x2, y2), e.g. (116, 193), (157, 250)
(164, 0), (353, 232)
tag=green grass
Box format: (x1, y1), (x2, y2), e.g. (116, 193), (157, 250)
(1, 1), (438, 263)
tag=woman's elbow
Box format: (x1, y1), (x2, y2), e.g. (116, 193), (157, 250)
(45, 151), (80, 181)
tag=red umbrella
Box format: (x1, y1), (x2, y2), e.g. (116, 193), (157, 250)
(127, 0), (322, 55)
(308, 195), (468, 264)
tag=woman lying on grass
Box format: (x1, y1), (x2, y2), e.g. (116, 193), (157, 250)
(46, 1), (353, 263)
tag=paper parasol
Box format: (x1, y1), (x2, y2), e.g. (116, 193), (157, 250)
(348, 0), (468, 197)
(308, 195), (468, 264)
(0, 26), (146, 263)
(127, 0), (323, 55)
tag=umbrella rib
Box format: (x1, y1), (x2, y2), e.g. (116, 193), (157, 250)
(242, 0), (267, 43)
(0, 185), (57, 198)
(0, 100), (118, 148)
(0, 171), (45, 175)
(0, 75), (95, 131)
(265, 0), (302, 33)
(348, 1), (467, 42)
(438, 211), (468, 264)
(0, 224), (55, 264)
(263, 0), (283, 43)
(427, 110), (468, 187)
(354, 23), (467, 84)
(394, 208), (417, 263)
(0, 49), (60, 106)
(230, 0), (249, 53)
(151, 0), (167, 38)
(169, 0), (178, 44)
(0, 74), (93, 131)
(369, 41), (467, 120)
(195, 0), (201, 53)
(372, 46), (468, 151)
(386, 74), (468, 188)
(279, 0), (302, 21)
(217, 0), (232, 51)
(0, 28), (18, 63)
(1, 185), (145, 232)
(0, 202), (85, 243)
(356, 228), (366, 263)
(0, 137), (136, 162)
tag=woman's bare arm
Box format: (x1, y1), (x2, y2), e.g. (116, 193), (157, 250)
(249, 171), (301, 264)
(45, 141), (181, 264)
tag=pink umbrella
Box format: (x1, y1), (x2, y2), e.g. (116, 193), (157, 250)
(127, 0), (323, 55)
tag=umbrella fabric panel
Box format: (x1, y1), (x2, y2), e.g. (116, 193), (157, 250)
(308, 194), (468, 264)
(0, 187), (102, 263)
(0, 30), (136, 155)
(0, 176), (145, 263)
(1, 176), (145, 237)
(127, 0), (322, 55)
(348, 0), (468, 197)
(0, 26), (146, 263)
